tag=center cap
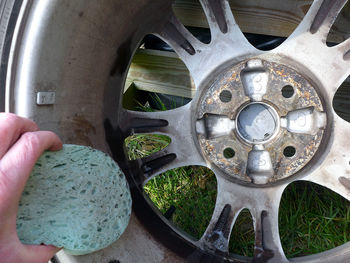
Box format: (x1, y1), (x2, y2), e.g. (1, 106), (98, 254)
(236, 102), (279, 144)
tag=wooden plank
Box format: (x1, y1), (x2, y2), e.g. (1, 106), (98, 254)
(125, 49), (195, 98)
(173, 0), (350, 42)
(133, 80), (195, 99)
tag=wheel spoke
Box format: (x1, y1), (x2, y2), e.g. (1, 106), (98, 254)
(288, 0), (347, 40)
(199, 177), (245, 253)
(199, 0), (254, 47)
(199, 0), (257, 56)
(121, 104), (206, 184)
(122, 103), (190, 135)
(273, 0), (350, 99)
(274, 37), (350, 101)
(158, 3), (258, 88)
(303, 115), (350, 201)
(199, 173), (287, 262)
(199, 0), (232, 36)
(138, 138), (205, 184)
(140, 149), (177, 178)
(309, 0), (347, 38)
(250, 187), (288, 263)
(336, 38), (350, 60)
(156, 13), (206, 86)
(157, 13), (203, 58)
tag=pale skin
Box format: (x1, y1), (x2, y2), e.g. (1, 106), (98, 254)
(0, 113), (62, 263)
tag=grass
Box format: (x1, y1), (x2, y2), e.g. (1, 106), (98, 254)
(229, 209), (255, 256)
(125, 132), (217, 239)
(279, 182), (350, 257)
(124, 98), (350, 258)
(144, 166), (217, 238)
(124, 134), (170, 160)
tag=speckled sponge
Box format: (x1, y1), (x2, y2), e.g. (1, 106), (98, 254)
(16, 144), (132, 255)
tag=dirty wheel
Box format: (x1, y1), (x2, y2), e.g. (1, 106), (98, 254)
(1, 0), (350, 262)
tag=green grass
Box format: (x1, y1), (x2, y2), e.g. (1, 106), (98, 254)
(144, 166), (217, 238)
(125, 133), (350, 258)
(125, 133), (217, 238)
(124, 134), (170, 160)
(229, 209), (255, 256)
(279, 182), (350, 257)
(136, 94), (168, 112)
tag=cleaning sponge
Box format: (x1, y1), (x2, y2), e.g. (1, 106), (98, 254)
(16, 144), (132, 255)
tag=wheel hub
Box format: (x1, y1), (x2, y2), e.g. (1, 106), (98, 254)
(195, 58), (327, 185)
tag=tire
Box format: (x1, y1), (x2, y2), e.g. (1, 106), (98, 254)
(0, 0), (22, 111)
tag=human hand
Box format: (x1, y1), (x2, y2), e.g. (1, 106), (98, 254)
(0, 113), (63, 263)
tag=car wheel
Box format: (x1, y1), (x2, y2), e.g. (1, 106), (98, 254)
(1, 1), (350, 262)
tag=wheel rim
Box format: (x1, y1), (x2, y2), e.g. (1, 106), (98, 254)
(6, 0), (350, 262)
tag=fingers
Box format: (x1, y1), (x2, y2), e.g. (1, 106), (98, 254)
(0, 235), (61, 263)
(22, 244), (61, 263)
(0, 131), (62, 199)
(0, 113), (38, 159)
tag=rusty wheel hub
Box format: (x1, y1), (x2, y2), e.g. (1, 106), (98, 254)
(195, 59), (327, 184)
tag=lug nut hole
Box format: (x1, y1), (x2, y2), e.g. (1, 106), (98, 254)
(223, 148), (235, 159)
(283, 146), (296, 157)
(281, 85), (294, 98)
(219, 90), (232, 103)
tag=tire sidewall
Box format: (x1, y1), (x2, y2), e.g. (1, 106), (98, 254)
(0, 0), (23, 111)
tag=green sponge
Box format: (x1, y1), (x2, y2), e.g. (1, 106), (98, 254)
(16, 144), (132, 255)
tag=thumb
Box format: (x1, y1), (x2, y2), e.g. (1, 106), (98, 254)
(0, 131), (62, 203)
(21, 244), (61, 263)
